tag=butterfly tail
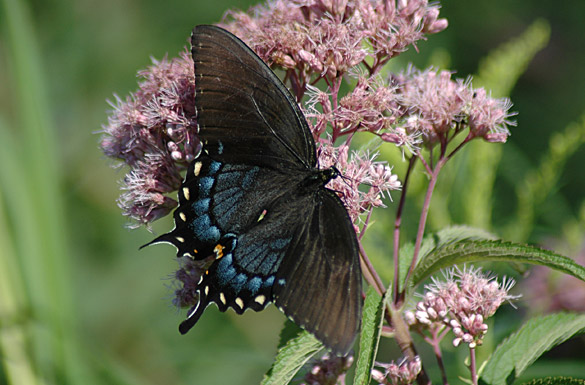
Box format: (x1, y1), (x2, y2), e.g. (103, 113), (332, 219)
(179, 293), (209, 334)
(139, 232), (177, 250)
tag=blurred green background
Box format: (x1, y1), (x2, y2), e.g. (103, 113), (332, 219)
(1, 0), (585, 384)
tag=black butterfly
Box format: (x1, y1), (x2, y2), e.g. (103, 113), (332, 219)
(146, 25), (362, 356)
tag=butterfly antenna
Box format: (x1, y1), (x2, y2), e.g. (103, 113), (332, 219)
(340, 173), (353, 187)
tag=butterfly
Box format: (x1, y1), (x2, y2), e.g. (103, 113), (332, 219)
(145, 25), (362, 356)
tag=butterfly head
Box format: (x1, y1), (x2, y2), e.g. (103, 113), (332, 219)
(320, 166), (341, 185)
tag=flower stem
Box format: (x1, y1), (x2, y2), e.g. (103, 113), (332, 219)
(431, 328), (449, 385)
(393, 156), (416, 304)
(359, 208), (373, 240)
(330, 77), (342, 140)
(446, 133), (472, 160)
(403, 155), (447, 293)
(388, 303), (431, 385)
(358, 242), (386, 296)
(469, 346), (478, 385)
(417, 151), (433, 175)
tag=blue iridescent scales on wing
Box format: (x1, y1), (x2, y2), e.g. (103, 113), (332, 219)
(144, 25), (362, 356)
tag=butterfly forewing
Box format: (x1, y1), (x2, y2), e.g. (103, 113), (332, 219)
(191, 25), (316, 169)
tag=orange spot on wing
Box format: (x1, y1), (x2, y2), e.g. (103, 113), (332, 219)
(214, 244), (225, 259)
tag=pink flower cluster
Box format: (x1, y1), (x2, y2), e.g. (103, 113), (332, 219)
(303, 74), (403, 141)
(390, 67), (516, 148)
(224, 0), (447, 80)
(371, 356), (421, 385)
(101, 51), (197, 226)
(100, 0), (514, 229)
(304, 67), (515, 155)
(404, 266), (519, 348)
(317, 142), (401, 230)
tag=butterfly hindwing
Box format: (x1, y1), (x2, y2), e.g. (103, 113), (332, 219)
(177, 178), (318, 334)
(191, 25), (316, 169)
(273, 190), (362, 355)
(147, 151), (306, 257)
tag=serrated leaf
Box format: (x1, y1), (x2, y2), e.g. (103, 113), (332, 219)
(521, 377), (585, 385)
(399, 227), (498, 291)
(479, 313), (585, 385)
(353, 286), (387, 385)
(433, 226), (499, 246)
(410, 240), (585, 288)
(262, 325), (323, 385)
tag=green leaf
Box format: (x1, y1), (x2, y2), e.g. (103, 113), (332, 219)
(399, 227), (499, 291)
(479, 313), (585, 385)
(410, 240), (585, 288)
(521, 377), (585, 385)
(276, 319), (304, 350)
(353, 287), (387, 385)
(262, 324), (323, 385)
(432, 226), (499, 246)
